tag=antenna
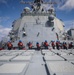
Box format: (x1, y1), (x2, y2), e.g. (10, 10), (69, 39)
(20, 0), (57, 5)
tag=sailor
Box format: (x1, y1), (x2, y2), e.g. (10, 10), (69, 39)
(18, 40), (24, 50)
(51, 41), (55, 49)
(63, 42), (67, 50)
(68, 42), (73, 49)
(44, 40), (49, 49)
(36, 42), (41, 50)
(7, 41), (13, 50)
(56, 41), (60, 50)
(27, 42), (33, 49)
(71, 42), (73, 48)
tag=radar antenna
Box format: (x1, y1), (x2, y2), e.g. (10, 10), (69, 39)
(20, 0), (57, 13)
(20, 0), (57, 5)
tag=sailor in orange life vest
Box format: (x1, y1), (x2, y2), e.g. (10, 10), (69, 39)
(44, 40), (49, 49)
(27, 42), (33, 49)
(63, 42), (67, 50)
(36, 42), (41, 50)
(7, 41), (13, 50)
(18, 40), (24, 50)
(56, 41), (60, 50)
(51, 41), (55, 49)
(68, 42), (73, 49)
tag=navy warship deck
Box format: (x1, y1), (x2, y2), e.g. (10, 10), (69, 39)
(0, 0), (74, 75)
(0, 49), (74, 75)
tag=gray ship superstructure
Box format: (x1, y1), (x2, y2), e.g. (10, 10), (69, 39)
(9, 0), (65, 47)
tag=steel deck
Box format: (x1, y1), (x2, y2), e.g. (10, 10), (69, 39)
(0, 49), (74, 75)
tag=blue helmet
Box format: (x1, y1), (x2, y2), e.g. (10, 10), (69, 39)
(71, 42), (73, 44)
(52, 41), (55, 42)
(51, 40), (54, 42)
(19, 40), (22, 42)
(8, 41), (10, 43)
(45, 40), (47, 42)
(36, 42), (39, 44)
(56, 41), (58, 42)
(56, 40), (59, 42)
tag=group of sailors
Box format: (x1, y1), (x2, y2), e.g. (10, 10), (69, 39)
(0, 40), (74, 50)
(6, 40), (49, 50)
(51, 41), (74, 50)
(7, 40), (24, 50)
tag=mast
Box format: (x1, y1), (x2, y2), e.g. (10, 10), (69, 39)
(20, 0), (57, 4)
(20, 0), (57, 14)
(20, 0), (57, 6)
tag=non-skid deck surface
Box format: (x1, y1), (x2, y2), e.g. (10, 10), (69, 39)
(47, 61), (74, 75)
(11, 56), (32, 61)
(0, 56), (16, 62)
(25, 51), (47, 75)
(0, 49), (74, 75)
(0, 63), (27, 75)
(44, 55), (64, 61)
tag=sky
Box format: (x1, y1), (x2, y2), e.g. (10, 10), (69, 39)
(0, 0), (74, 40)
